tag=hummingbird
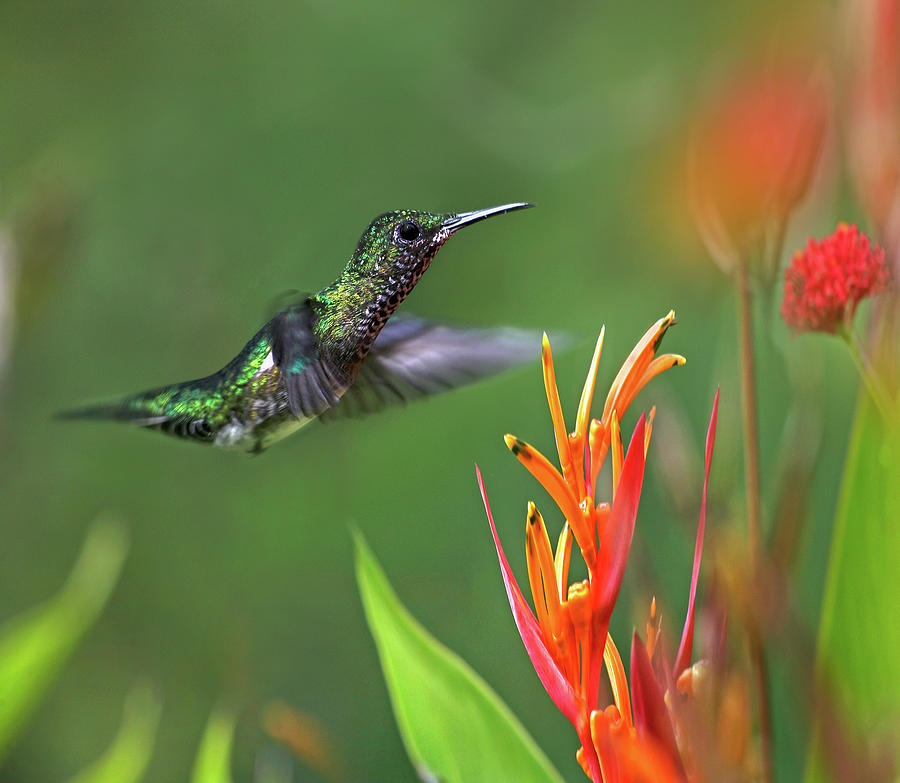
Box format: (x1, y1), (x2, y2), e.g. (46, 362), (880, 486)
(63, 203), (537, 453)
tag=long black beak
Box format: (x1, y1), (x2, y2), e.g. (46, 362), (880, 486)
(443, 202), (534, 234)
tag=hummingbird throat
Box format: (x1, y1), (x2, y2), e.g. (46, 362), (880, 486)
(316, 243), (442, 369)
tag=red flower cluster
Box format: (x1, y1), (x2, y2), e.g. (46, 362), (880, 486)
(782, 223), (890, 333)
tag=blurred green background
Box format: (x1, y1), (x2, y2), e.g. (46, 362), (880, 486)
(0, 0), (861, 780)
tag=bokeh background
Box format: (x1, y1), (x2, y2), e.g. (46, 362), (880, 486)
(0, 0), (862, 780)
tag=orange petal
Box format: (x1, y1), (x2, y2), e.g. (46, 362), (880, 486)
(646, 597), (661, 659)
(610, 412), (623, 500)
(588, 417), (609, 497)
(569, 331), (605, 500)
(554, 522), (573, 603)
(505, 434), (596, 564)
(594, 501), (611, 544)
(639, 354), (686, 391)
(614, 354), (685, 426)
(602, 312), (676, 424)
(603, 631), (633, 729)
(595, 716), (687, 782)
(525, 502), (564, 641)
(542, 333), (576, 485)
(576, 329), (605, 443)
(567, 579), (592, 693)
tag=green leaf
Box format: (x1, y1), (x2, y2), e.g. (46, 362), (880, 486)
(191, 703), (237, 783)
(0, 517), (129, 761)
(67, 681), (161, 783)
(805, 397), (900, 781)
(354, 531), (565, 783)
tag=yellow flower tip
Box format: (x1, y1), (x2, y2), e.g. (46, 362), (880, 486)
(554, 523), (573, 599)
(604, 704), (622, 726)
(646, 595), (663, 659)
(677, 660), (709, 697)
(504, 433), (531, 460)
(674, 354), (686, 366)
(575, 748), (591, 779)
(575, 330), (606, 441)
(566, 579), (591, 628)
(603, 632), (633, 730)
(526, 500), (539, 525)
(610, 410), (623, 496)
(644, 407), (656, 455)
(541, 331), (552, 357)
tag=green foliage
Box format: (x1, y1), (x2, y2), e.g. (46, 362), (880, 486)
(805, 396), (900, 781)
(0, 1), (859, 778)
(190, 703), (237, 783)
(67, 682), (161, 783)
(354, 531), (565, 783)
(0, 518), (128, 762)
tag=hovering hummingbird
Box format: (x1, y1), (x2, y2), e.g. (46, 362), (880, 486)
(63, 203), (537, 453)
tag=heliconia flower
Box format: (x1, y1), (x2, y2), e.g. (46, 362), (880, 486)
(781, 223), (890, 333)
(479, 316), (726, 782)
(688, 61), (829, 275)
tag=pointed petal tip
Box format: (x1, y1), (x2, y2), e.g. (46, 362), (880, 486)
(674, 389), (719, 676)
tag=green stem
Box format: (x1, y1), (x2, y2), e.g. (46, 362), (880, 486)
(736, 258), (775, 783)
(737, 260), (762, 567)
(839, 324), (894, 422)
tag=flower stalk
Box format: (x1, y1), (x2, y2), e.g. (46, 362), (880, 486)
(737, 254), (775, 783)
(839, 324), (894, 422)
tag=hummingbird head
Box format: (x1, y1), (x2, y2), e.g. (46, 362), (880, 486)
(316, 202), (533, 368)
(349, 202), (534, 284)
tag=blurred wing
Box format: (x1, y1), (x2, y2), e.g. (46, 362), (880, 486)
(321, 316), (540, 420)
(272, 303), (348, 418)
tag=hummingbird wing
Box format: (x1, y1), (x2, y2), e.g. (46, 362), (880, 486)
(271, 302), (349, 418)
(321, 316), (540, 420)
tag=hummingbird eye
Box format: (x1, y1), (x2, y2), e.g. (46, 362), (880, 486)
(396, 220), (421, 244)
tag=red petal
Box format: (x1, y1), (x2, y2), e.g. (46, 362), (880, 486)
(674, 389), (719, 676)
(588, 415), (647, 703)
(630, 631), (685, 776)
(477, 466), (580, 724)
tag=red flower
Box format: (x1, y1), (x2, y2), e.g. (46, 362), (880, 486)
(782, 223), (890, 333)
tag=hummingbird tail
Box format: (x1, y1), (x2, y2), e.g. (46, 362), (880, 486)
(58, 384), (217, 442)
(56, 398), (170, 426)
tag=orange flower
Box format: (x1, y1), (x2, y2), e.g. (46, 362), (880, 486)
(689, 61), (829, 276)
(478, 314), (728, 782)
